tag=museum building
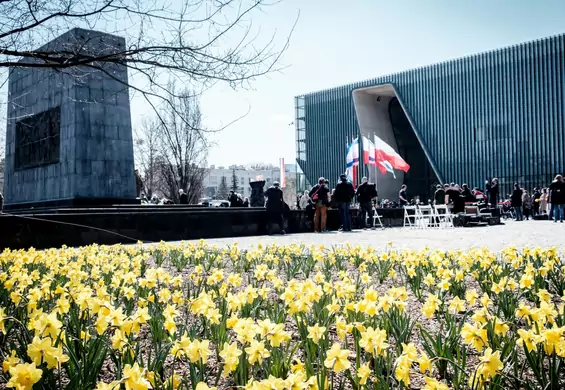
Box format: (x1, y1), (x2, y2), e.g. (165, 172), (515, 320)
(295, 34), (565, 202)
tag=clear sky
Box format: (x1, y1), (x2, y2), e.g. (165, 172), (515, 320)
(176, 0), (565, 167)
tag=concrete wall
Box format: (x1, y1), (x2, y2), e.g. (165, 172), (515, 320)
(4, 28), (135, 206)
(352, 89), (404, 202)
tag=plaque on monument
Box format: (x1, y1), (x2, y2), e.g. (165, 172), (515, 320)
(3, 28), (137, 209)
(15, 107), (61, 170)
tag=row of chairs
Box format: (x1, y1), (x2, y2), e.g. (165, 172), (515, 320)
(403, 205), (455, 229)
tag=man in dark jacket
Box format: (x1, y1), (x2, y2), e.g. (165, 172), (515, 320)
(549, 175), (565, 223)
(309, 177), (330, 232)
(264, 181), (286, 234)
(433, 185), (445, 205)
(334, 174), (355, 231)
(511, 183), (523, 221)
(461, 184), (475, 203)
(179, 189), (189, 204)
(446, 184), (465, 214)
(489, 178), (499, 207)
(135, 169), (144, 197)
(229, 191), (239, 207)
(356, 177), (377, 228)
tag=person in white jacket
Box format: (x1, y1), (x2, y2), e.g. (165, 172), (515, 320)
(299, 191), (310, 209)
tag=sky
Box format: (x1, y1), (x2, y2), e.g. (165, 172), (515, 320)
(142, 0), (565, 167)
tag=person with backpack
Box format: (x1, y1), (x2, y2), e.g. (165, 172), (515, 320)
(308, 177), (330, 233)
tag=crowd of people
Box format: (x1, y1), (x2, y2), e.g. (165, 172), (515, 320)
(412, 175), (565, 223)
(506, 175), (565, 223)
(136, 165), (565, 235)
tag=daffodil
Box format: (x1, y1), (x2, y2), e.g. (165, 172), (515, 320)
(307, 324), (326, 343)
(357, 363), (371, 385)
(6, 362), (42, 390)
(324, 343), (351, 373)
(423, 377), (449, 390)
(219, 342), (242, 376)
(245, 340), (270, 365)
(461, 323), (488, 351)
(418, 351), (432, 374)
(477, 348), (503, 380)
(122, 363), (151, 390)
(3, 350), (20, 373)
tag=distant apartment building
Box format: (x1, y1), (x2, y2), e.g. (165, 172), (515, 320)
(203, 164), (297, 199)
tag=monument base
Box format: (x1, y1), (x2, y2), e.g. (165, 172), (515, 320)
(4, 196), (141, 211)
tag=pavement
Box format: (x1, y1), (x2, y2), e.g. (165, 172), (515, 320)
(174, 219), (565, 251)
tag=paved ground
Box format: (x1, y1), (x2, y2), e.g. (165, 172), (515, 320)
(176, 219), (565, 251)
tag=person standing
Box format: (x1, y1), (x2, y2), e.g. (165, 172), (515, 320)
(334, 174), (355, 231)
(532, 188), (541, 216)
(264, 181), (286, 234)
(489, 178), (499, 208)
(511, 183), (523, 221)
(228, 191), (239, 207)
(299, 190), (310, 210)
(433, 185), (445, 205)
(309, 178), (330, 233)
(399, 185), (408, 207)
(135, 169), (144, 197)
(485, 180), (491, 201)
(522, 189), (532, 220)
(356, 177), (376, 229)
(445, 184), (465, 214)
(549, 175), (565, 223)
(540, 188), (549, 215)
(179, 189), (189, 204)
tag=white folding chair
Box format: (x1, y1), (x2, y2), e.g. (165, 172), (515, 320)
(418, 205), (438, 228)
(403, 206), (418, 228)
(434, 204), (454, 228)
(372, 207), (384, 229)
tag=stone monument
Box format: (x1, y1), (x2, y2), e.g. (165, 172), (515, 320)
(249, 180), (265, 207)
(3, 28), (136, 209)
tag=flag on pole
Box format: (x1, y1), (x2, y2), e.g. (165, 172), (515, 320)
(279, 158), (286, 188)
(378, 160), (397, 178)
(345, 138), (359, 189)
(373, 134), (410, 175)
(351, 137), (360, 166)
(362, 136), (376, 165)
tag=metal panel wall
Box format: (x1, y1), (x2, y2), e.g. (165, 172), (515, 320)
(296, 34), (565, 195)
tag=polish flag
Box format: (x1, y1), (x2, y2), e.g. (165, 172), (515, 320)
(374, 135), (410, 174)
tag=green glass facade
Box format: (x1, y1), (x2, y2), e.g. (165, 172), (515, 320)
(295, 34), (565, 197)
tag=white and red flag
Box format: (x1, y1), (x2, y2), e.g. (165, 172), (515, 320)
(373, 134), (410, 175)
(362, 136), (376, 165)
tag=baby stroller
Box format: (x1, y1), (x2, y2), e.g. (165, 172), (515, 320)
(499, 200), (515, 220)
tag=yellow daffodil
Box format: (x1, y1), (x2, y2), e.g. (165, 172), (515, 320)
(6, 362), (42, 390)
(324, 343), (351, 373)
(307, 324), (326, 343)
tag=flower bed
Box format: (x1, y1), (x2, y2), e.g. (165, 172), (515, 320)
(0, 241), (564, 389)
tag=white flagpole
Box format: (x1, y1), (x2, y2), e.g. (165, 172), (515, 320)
(373, 133), (378, 192)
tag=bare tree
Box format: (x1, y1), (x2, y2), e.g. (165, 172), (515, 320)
(0, 0), (295, 129)
(153, 83), (208, 203)
(134, 118), (160, 198)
